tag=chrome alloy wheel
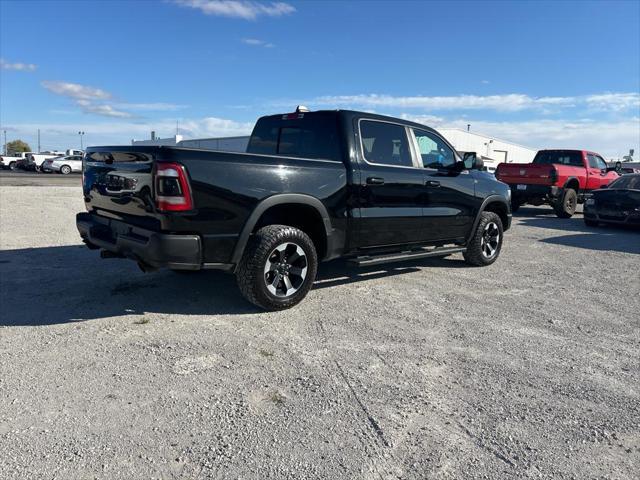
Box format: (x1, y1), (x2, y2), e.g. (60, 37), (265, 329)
(263, 242), (308, 298)
(481, 222), (500, 259)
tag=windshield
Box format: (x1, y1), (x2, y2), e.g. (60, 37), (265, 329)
(609, 175), (640, 190)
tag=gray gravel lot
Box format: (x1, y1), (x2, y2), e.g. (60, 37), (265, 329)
(1, 186), (638, 479)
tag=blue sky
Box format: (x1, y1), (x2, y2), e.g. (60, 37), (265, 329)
(1, 0), (639, 158)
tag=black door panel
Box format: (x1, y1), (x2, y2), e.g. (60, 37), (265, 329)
(356, 165), (425, 247)
(423, 169), (477, 241)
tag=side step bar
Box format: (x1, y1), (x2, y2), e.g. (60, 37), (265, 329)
(348, 246), (466, 267)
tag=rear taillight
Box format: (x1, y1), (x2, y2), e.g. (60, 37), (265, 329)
(155, 162), (193, 212)
(549, 167), (557, 184)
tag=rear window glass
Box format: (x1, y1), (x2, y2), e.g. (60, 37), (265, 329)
(247, 113), (341, 161)
(610, 175), (640, 189)
(533, 151), (583, 167)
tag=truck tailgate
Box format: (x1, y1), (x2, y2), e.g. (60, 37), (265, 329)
(83, 147), (161, 230)
(496, 163), (555, 185)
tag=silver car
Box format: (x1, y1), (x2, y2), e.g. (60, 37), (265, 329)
(42, 155), (83, 174)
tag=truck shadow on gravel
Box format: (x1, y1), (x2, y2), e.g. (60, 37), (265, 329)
(518, 217), (640, 254)
(0, 246), (467, 326)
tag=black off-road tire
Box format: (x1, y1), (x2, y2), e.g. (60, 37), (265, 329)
(9, 161), (16, 170)
(236, 225), (318, 311)
(463, 211), (504, 267)
(553, 188), (577, 218)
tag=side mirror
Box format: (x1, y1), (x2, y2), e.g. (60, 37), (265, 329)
(462, 152), (483, 170)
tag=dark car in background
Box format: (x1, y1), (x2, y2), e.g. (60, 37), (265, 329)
(584, 174), (640, 227)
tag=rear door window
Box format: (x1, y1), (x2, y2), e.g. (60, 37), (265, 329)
(359, 120), (413, 167)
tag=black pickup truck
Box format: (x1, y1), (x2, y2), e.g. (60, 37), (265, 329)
(77, 108), (512, 310)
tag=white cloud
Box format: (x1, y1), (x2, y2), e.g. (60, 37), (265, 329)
(241, 38), (274, 47)
(80, 103), (133, 118)
(112, 102), (189, 111)
(309, 93), (577, 112)
(0, 58), (37, 71)
(41, 81), (186, 118)
(402, 114), (640, 159)
(172, 0), (295, 20)
(481, 80), (490, 85)
(303, 92), (640, 113)
(41, 81), (111, 101)
(585, 93), (640, 112)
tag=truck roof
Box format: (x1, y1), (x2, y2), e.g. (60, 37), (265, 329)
(259, 109), (441, 135)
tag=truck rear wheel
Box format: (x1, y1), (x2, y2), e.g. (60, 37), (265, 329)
(553, 188), (577, 218)
(463, 212), (503, 266)
(236, 225), (318, 311)
(9, 161), (16, 170)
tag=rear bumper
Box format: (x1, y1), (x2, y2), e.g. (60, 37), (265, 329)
(510, 184), (561, 201)
(77, 212), (206, 270)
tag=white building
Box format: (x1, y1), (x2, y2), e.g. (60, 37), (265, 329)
(436, 128), (538, 172)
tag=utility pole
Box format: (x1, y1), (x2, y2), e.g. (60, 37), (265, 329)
(3, 130), (6, 155)
(78, 131), (85, 150)
(37, 129), (41, 152)
(467, 124), (471, 132)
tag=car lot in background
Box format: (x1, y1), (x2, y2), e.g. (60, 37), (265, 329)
(42, 154), (83, 174)
(0, 181), (638, 479)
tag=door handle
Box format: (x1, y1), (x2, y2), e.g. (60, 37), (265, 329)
(425, 180), (440, 187)
(366, 177), (385, 185)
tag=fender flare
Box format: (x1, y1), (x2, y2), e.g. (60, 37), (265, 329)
(562, 177), (580, 190)
(230, 194), (334, 267)
(467, 195), (511, 242)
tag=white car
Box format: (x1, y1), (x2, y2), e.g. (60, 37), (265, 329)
(42, 155), (83, 174)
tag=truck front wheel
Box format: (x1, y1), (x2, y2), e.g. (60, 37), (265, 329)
(464, 212), (504, 266)
(553, 188), (577, 218)
(236, 225), (318, 311)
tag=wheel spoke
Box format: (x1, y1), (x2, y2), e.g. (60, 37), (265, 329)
(283, 275), (293, 292)
(289, 266), (305, 277)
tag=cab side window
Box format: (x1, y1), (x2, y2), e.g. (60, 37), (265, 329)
(587, 154), (607, 170)
(360, 120), (413, 167)
(413, 129), (456, 169)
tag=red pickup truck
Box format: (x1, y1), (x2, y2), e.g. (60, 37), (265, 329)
(496, 149), (619, 217)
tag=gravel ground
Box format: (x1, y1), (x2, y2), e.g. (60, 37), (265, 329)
(1, 186), (638, 480)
